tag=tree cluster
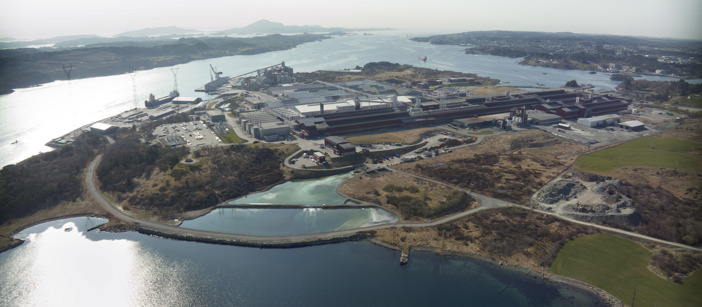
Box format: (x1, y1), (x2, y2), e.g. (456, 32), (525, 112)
(384, 183), (470, 219)
(618, 184), (702, 246)
(439, 207), (596, 266)
(0, 132), (106, 223)
(650, 249), (702, 283)
(97, 135), (189, 193)
(564, 80), (579, 88)
(618, 79), (702, 101)
(109, 144), (288, 215)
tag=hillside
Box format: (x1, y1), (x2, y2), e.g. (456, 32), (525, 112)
(0, 33), (328, 93)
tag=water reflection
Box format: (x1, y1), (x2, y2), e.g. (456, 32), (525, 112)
(230, 172), (352, 205)
(1, 217), (605, 306)
(180, 207), (398, 236)
(1, 217), (196, 307)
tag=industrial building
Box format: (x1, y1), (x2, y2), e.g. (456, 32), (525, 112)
(576, 115), (620, 127)
(324, 136), (356, 155)
(149, 109), (176, 120)
(452, 113), (508, 129)
(204, 110), (226, 122)
(618, 120), (646, 131)
(528, 110), (562, 126)
(225, 68), (631, 141)
(90, 123), (117, 134)
(535, 94), (628, 120)
(288, 88), (629, 138)
(237, 110), (291, 141)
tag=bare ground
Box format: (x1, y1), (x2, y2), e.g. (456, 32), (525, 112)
(392, 129), (590, 204)
(339, 172), (479, 221)
(373, 207), (598, 273)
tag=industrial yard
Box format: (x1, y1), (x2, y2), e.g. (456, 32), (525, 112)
(39, 62), (700, 248)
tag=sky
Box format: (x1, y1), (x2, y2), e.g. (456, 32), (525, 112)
(1, 0), (701, 40)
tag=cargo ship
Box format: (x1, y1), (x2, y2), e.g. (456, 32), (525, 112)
(145, 90), (179, 108)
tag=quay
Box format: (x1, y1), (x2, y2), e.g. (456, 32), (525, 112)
(400, 248), (409, 265)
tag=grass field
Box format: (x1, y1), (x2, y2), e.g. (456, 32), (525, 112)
(219, 130), (245, 143)
(669, 96), (702, 108)
(575, 137), (701, 173)
(551, 234), (702, 307)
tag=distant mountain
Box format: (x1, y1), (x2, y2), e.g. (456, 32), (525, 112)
(217, 19), (390, 35)
(116, 26), (201, 37)
(0, 34), (102, 49)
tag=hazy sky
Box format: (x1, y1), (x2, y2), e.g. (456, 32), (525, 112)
(1, 0), (701, 40)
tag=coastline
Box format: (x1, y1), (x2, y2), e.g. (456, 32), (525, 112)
(367, 238), (622, 306)
(2, 211), (621, 306)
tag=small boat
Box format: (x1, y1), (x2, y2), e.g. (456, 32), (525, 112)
(64, 227), (72, 232)
(11, 140), (19, 144)
(418, 56), (427, 62)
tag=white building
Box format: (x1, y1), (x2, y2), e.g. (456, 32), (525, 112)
(577, 115), (620, 127)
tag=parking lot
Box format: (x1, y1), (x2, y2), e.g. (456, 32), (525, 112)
(153, 121), (224, 148)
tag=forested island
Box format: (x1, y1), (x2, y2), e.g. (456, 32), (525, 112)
(412, 31), (702, 78)
(0, 33), (329, 93)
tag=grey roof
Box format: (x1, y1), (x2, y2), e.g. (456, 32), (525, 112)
(325, 136), (348, 144)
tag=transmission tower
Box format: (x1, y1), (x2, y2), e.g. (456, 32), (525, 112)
(171, 67), (179, 93)
(62, 64), (72, 80)
(130, 72), (138, 109)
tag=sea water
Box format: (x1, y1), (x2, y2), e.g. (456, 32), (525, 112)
(0, 217), (605, 306)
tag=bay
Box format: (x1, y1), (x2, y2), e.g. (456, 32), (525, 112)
(0, 217), (605, 306)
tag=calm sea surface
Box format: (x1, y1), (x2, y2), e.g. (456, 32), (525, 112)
(0, 217), (605, 306)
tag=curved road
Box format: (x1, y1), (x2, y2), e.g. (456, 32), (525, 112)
(86, 153), (702, 251)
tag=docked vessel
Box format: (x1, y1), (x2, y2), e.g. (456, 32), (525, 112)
(145, 90), (179, 109)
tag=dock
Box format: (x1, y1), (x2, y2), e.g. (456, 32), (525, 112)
(400, 248), (409, 265)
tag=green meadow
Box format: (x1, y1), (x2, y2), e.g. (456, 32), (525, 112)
(551, 234), (702, 307)
(575, 137), (700, 173)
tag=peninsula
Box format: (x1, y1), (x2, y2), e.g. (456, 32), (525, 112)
(1, 62), (701, 306)
(412, 31), (702, 79)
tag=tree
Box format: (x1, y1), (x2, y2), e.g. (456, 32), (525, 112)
(565, 80), (579, 88)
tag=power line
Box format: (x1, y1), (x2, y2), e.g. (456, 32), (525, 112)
(130, 72), (138, 109)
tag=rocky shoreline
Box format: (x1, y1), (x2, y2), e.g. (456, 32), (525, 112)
(395, 243), (623, 306)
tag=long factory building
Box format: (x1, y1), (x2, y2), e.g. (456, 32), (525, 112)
(237, 80), (629, 140)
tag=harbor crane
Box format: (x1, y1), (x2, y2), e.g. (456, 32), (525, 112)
(210, 64), (223, 81)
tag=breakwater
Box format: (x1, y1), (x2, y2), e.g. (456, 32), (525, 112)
(137, 226), (375, 248)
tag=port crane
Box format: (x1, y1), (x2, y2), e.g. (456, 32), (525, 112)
(230, 62), (287, 79)
(210, 64), (223, 81)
